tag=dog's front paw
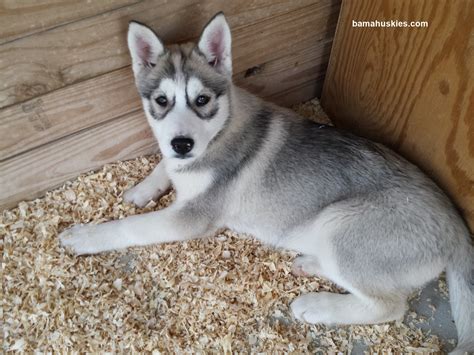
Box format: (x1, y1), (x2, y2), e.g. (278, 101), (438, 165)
(123, 183), (164, 208)
(59, 224), (108, 255)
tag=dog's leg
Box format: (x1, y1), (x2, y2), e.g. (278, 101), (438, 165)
(291, 255), (322, 277)
(285, 196), (447, 327)
(124, 160), (171, 207)
(59, 203), (212, 255)
(291, 292), (407, 325)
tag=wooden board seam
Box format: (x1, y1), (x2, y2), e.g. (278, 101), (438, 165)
(0, 1), (144, 45)
(0, 0), (340, 108)
(1, 34), (333, 161)
(0, 107), (143, 163)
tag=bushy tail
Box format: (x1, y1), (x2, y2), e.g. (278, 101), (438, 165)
(447, 242), (474, 355)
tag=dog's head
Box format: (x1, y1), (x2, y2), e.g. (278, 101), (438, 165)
(127, 13), (232, 162)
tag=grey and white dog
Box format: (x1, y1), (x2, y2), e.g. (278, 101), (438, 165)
(60, 13), (473, 353)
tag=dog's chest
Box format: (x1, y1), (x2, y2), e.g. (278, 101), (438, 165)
(168, 168), (214, 202)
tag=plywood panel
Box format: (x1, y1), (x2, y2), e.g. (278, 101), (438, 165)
(0, 0), (340, 108)
(0, 35), (332, 161)
(0, 0), (139, 44)
(0, 111), (157, 209)
(321, 0), (474, 231)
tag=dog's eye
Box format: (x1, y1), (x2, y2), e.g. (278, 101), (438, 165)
(155, 96), (168, 107)
(195, 95), (210, 107)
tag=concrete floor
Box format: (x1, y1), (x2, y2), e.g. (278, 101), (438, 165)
(405, 278), (457, 352)
(351, 277), (457, 354)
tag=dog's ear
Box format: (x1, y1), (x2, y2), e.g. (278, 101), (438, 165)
(128, 21), (165, 77)
(197, 12), (232, 77)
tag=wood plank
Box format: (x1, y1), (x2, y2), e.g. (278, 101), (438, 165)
(0, 36), (333, 209)
(321, 0), (474, 231)
(0, 0), (340, 108)
(236, 38), (332, 107)
(0, 36), (334, 161)
(0, 67), (139, 161)
(0, 0), (139, 44)
(268, 76), (326, 108)
(0, 111), (157, 210)
(0, 79), (327, 210)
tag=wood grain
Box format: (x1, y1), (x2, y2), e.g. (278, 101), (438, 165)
(0, 35), (333, 161)
(0, 111), (157, 209)
(0, 66), (327, 209)
(0, 0), (341, 208)
(0, 0), (340, 108)
(322, 0), (474, 231)
(0, 67), (139, 161)
(0, 40), (330, 208)
(238, 38), (332, 106)
(0, 0), (139, 44)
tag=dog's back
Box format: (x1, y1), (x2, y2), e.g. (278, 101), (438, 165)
(209, 88), (473, 353)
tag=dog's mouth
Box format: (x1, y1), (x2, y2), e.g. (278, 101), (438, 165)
(173, 153), (194, 160)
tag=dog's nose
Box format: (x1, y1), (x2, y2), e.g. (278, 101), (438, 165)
(171, 137), (194, 155)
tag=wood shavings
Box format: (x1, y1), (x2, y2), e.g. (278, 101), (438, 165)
(1, 99), (443, 352)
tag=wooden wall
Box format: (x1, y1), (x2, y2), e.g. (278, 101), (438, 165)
(321, 0), (474, 231)
(0, 0), (341, 209)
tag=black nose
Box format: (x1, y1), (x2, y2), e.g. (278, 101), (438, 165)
(171, 137), (194, 155)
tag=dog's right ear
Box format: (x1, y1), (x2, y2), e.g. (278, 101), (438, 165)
(127, 21), (165, 77)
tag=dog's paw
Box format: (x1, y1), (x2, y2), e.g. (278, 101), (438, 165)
(123, 183), (163, 208)
(291, 255), (320, 277)
(59, 224), (107, 255)
(290, 292), (334, 324)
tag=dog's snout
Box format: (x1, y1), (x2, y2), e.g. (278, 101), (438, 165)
(171, 137), (194, 155)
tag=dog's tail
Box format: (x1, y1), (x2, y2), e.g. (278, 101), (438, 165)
(447, 239), (474, 355)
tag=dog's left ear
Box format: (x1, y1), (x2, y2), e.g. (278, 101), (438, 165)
(198, 12), (232, 77)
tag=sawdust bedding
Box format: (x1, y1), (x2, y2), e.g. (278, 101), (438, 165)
(2, 99), (446, 353)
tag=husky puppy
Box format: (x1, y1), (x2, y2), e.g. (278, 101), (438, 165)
(60, 13), (473, 353)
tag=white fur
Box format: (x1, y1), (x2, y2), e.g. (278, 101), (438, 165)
(187, 77), (204, 97)
(291, 255), (322, 277)
(59, 15), (473, 354)
(60, 204), (209, 255)
(123, 160), (171, 207)
(165, 160), (214, 202)
(198, 13), (232, 76)
(127, 22), (164, 76)
(223, 118), (285, 242)
(283, 210), (348, 290)
(403, 260), (445, 288)
(143, 77), (230, 163)
(285, 208), (412, 326)
(291, 292), (406, 325)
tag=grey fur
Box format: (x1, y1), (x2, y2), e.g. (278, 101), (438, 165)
(136, 43), (228, 120)
(185, 84), (474, 353)
(154, 46), (473, 355)
(61, 14), (474, 354)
